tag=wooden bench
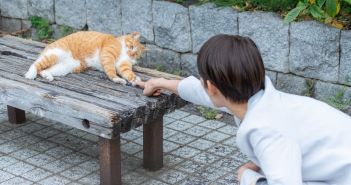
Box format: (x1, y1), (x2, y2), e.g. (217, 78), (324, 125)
(0, 35), (187, 185)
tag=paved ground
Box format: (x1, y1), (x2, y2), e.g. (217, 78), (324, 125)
(0, 103), (247, 185)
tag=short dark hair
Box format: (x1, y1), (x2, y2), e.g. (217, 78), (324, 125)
(197, 34), (265, 103)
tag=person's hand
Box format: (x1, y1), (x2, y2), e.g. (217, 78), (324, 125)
(237, 161), (260, 182)
(134, 78), (165, 96)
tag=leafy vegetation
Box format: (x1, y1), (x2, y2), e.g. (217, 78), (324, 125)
(327, 88), (351, 112)
(196, 106), (218, 119)
(303, 79), (315, 97)
(59, 25), (75, 37)
(29, 16), (53, 41)
(284, 0), (351, 29)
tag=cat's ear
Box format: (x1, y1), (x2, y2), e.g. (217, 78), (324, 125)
(130, 32), (141, 40)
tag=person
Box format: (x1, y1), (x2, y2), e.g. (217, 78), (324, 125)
(135, 34), (351, 185)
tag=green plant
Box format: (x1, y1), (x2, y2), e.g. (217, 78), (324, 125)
(197, 106), (218, 119)
(327, 88), (351, 112)
(155, 64), (166, 72)
(59, 25), (75, 37)
(30, 16), (53, 41)
(303, 79), (315, 97)
(284, 0), (351, 28)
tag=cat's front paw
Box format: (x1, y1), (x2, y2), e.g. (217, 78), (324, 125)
(131, 76), (141, 86)
(112, 77), (127, 85)
(40, 70), (54, 81)
(24, 66), (37, 79)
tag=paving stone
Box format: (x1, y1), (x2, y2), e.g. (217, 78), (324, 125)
(41, 160), (74, 173)
(215, 173), (238, 185)
(188, 138), (216, 150)
(192, 152), (220, 164)
(79, 143), (99, 158)
(81, 134), (99, 143)
(167, 133), (197, 145)
(121, 129), (142, 141)
(171, 146), (201, 158)
(0, 130), (27, 141)
(165, 110), (190, 120)
(86, 0), (122, 35)
(12, 135), (42, 147)
(0, 142), (23, 154)
(121, 142), (143, 155)
(208, 144), (235, 157)
(122, 171), (149, 184)
(165, 120), (194, 131)
(48, 133), (92, 150)
(164, 154), (184, 167)
(0, 156), (19, 168)
(17, 123), (46, 134)
(212, 158), (242, 172)
(175, 160), (206, 173)
(3, 162), (35, 175)
(158, 169), (188, 184)
(163, 127), (177, 138)
(20, 168), (52, 182)
(223, 137), (237, 146)
(44, 146), (74, 159)
(181, 115), (206, 124)
(0, 177), (32, 185)
(60, 166), (92, 180)
(38, 175), (71, 185)
(28, 140), (57, 152)
(77, 173), (100, 185)
(163, 140), (180, 153)
(121, 156), (142, 171)
(61, 152), (91, 165)
(78, 159), (100, 172)
(194, 166), (224, 181)
(199, 120), (226, 129)
(0, 170), (15, 183)
(178, 175), (211, 185)
(203, 131), (231, 142)
(183, 126), (211, 137)
(140, 179), (169, 185)
(26, 153), (56, 166)
(33, 127), (61, 139)
(217, 125), (238, 135)
(66, 129), (87, 138)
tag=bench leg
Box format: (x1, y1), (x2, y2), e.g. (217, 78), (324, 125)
(99, 136), (121, 185)
(143, 116), (163, 171)
(7, 106), (26, 124)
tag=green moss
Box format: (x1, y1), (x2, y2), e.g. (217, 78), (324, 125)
(196, 106), (218, 119)
(59, 25), (75, 37)
(30, 16), (53, 41)
(303, 79), (315, 97)
(327, 88), (351, 112)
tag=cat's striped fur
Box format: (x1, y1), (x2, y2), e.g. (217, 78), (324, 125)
(25, 31), (145, 85)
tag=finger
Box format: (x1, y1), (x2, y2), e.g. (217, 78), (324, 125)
(153, 92), (161, 96)
(134, 80), (145, 88)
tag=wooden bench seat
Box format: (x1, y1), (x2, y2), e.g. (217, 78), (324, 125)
(0, 35), (187, 185)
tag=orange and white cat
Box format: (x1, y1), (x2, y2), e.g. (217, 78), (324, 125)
(25, 31), (145, 85)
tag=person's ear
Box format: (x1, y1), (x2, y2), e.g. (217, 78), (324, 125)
(206, 80), (218, 96)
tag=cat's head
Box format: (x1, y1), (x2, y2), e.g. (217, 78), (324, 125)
(124, 32), (146, 60)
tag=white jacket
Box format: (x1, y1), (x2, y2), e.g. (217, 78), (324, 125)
(177, 75), (351, 185)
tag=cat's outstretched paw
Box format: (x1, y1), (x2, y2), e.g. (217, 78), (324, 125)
(24, 66), (37, 79)
(112, 77), (127, 85)
(131, 76), (142, 86)
(40, 70), (54, 81)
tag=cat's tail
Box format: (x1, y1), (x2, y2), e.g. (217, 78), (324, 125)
(25, 55), (58, 79)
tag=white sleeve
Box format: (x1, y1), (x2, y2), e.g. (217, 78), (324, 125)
(177, 76), (232, 115)
(243, 128), (303, 185)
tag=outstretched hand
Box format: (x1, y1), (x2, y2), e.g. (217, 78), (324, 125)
(134, 78), (163, 96)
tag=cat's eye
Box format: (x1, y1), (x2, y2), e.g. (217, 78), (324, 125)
(130, 46), (134, 50)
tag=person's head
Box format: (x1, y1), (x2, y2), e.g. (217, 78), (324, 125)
(197, 34), (265, 107)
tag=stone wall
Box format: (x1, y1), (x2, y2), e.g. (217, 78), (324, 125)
(1, 0), (350, 113)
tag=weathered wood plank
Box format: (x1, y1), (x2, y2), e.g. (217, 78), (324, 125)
(7, 106), (26, 124)
(100, 136), (121, 185)
(0, 78), (119, 127)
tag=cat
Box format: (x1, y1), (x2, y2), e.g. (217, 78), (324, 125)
(24, 31), (145, 85)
